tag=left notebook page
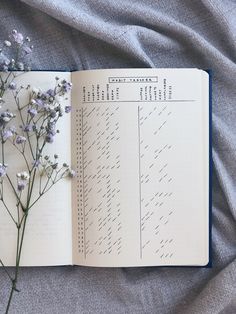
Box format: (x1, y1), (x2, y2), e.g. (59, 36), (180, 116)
(0, 72), (72, 266)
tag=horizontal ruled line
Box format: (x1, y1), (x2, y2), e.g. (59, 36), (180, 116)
(82, 100), (196, 104)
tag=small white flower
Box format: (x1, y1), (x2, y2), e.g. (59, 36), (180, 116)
(4, 40), (11, 47)
(32, 87), (40, 94)
(2, 117), (11, 122)
(31, 99), (36, 105)
(17, 171), (30, 181)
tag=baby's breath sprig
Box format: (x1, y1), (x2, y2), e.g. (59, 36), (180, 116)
(0, 29), (33, 72)
(0, 30), (75, 314)
(0, 29), (33, 105)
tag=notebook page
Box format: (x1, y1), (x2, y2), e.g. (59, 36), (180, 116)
(0, 72), (72, 266)
(71, 68), (209, 267)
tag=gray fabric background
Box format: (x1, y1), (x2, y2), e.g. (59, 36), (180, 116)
(0, 0), (236, 313)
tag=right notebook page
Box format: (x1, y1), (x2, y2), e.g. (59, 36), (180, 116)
(71, 68), (210, 267)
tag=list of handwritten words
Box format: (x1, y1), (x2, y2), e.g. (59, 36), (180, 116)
(77, 105), (123, 257)
(76, 78), (176, 260)
(138, 104), (174, 259)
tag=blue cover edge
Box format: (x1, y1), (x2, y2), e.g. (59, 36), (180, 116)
(205, 69), (212, 268)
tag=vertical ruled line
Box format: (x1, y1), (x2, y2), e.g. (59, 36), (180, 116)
(76, 108), (81, 256)
(82, 107), (86, 259)
(138, 106), (142, 259)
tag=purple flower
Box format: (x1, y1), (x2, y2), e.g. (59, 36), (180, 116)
(46, 89), (55, 97)
(2, 129), (13, 141)
(35, 99), (44, 107)
(50, 110), (57, 118)
(62, 81), (72, 92)
(41, 93), (48, 100)
(69, 170), (76, 178)
(45, 134), (54, 143)
(15, 135), (26, 144)
(8, 82), (17, 90)
(65, 106), (71, 113)
(17, 181), (26, 191)
(12, 30), (24, 45)
(0, 163), (7, 177)
(46, 121), (56, 135)
(28, 108), (37, 117)
(23, 124), (32, 132)
(45, 121), (57, 143)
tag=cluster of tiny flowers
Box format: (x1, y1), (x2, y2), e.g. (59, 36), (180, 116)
(0, 30), (77, 314)
(0, 78), (72, 148)
(0, 111), (15, 128)
(0, 30), (75, 203)
(0, 109), (26, 145)
(16, 171), (30, 191)
(0, 29), (33, 72)
(26, 79), (72, 144)
(41, 155), (76, 178)
(0, 78), (74, 177)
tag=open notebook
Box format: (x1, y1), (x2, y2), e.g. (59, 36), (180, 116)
(0, 68), (210, 267)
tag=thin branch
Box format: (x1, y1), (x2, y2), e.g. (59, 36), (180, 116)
(0, 259), (13, 281)
(0, 198), (17, 225)
(5, 174), (24, 210)
(12, 92), (35, 159)
(8, 139), (30, 172)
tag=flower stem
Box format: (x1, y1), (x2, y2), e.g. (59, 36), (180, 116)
(0, 259), (13, 282)
(5, 283), (15, 314)
(0, 87), (4, 98)
(5, 213), (28, 314)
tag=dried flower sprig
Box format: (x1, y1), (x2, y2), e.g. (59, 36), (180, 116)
(0, 29), (33, 111)
(0, 30), (75, 313)
(0, 29), (33, 72)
